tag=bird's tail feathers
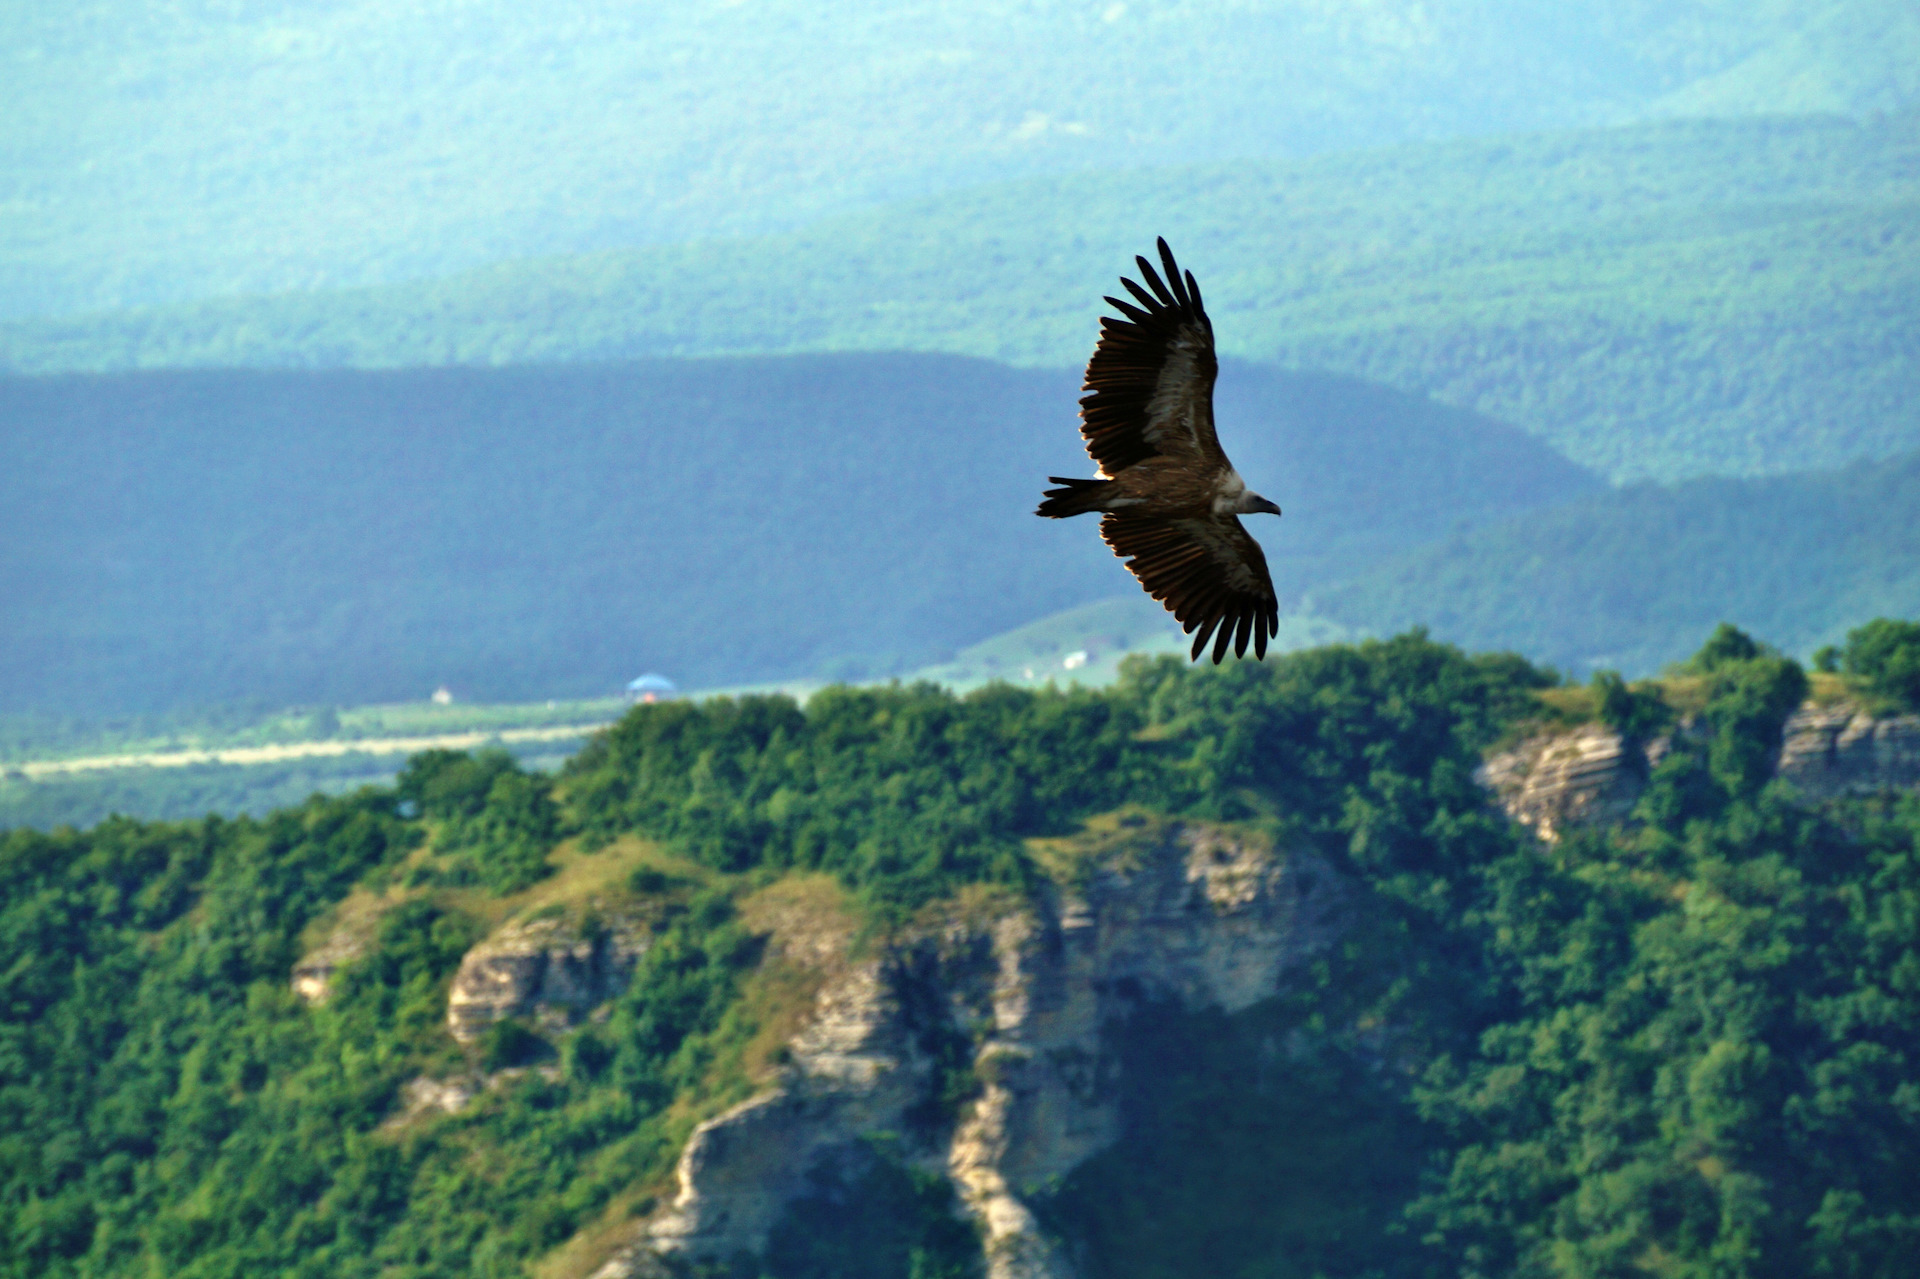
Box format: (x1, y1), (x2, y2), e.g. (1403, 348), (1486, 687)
(1036, 476), (1111, 518)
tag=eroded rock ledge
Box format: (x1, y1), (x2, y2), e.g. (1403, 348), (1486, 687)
(446, 913), (650, 1043)
(1478, 700), (1920, 841)
(1777, 702), (1920, 800)
(594, 816), (1346, 1279)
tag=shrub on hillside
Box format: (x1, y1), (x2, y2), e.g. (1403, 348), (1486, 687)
(1841, 617), (1920, 711)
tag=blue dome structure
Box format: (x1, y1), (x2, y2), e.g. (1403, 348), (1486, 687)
(626, 673), (678, 700)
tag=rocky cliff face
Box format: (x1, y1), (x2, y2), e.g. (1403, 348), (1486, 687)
(1776, 702), (1920, 800)
(445, 913), (650, 1043)
(1478, 700), (1920, 841)
(1474, 724), (1655, 842)
(592, 815), (1347, 1279)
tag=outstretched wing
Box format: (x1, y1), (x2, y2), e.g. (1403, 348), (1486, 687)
(1101, 512), (1279, 663)
(1078, 237), (1221, 476)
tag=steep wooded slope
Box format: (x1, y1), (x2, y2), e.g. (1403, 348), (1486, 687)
(5, 631), (1919, 1278)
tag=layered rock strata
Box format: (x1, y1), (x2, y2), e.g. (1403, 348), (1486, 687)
(1480, 700), (1920, 841)
(1475, 724), (1654, 842)
(1777, 703), (1920, 799)
(446, 914), (650, 1043)
(594, 817), (1347, 1279)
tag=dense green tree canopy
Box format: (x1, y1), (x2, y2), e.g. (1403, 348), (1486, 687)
(1842, 617), (1920, 711)
(2, 629), (1917, 1277)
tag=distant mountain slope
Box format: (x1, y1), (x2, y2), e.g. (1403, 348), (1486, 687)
(1648, 0), (1920, 117)
(1317, 450), (1920, 675)
(5, 1), (1915, 320)
(10, 114), (1914, 482)
(0, 355), (1593, 717)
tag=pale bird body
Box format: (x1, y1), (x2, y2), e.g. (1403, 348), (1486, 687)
(1037, 239), (1282, 662)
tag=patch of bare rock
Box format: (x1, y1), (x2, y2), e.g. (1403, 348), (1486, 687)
(388, 1073), (481, 1124)
(1478, 699), (1920, 842)
(592, 816), (1346, 1279)
(445, 912), (650, 1043)
(1777, 702), (1920, 800)
(290, 933), (365, 1005)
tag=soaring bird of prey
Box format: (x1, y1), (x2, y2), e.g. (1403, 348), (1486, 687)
(1036, 239), (1282, 663)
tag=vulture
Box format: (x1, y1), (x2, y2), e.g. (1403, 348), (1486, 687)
(1036, 238), (1282, 662)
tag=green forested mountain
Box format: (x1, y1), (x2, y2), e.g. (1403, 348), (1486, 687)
(5, 1), (1914, 320)
(0, 355), (1594, 717)
(10, 113), (1915, 482)
(1319, 448), (1920, 676)
(5, 629), (1919, 1278)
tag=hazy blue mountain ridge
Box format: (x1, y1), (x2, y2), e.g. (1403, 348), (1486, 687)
(0, 354), (1595, 718)
(11, 114), (1915, 482)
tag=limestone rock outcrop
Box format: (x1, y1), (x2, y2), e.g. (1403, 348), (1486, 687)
(591, 815), (1347, 1279)
(1776, 703), (1920, 799)
(446, 914), (650, 1043)
(1479, 700), (1920, 841)
(1475, 724), (1655, 842)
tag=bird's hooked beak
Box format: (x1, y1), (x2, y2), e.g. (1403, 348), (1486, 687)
(1245, 495), (1282, 517)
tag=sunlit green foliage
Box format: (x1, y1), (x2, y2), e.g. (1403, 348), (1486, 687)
(0, 781), (766, 1279)
(1592, 670), (1674, 745)
(563, 682), (1162, 917)
(1411, 631), (1920, 1279)
(396, 750), (559, 895)
(1841, 617), (1920, 711)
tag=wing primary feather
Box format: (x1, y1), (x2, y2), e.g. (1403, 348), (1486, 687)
(1184, 270), (1205, 316)
(1104, 294), (1154, 324)
(1189, 615), (1220, 656)
(1254, 621), (1270, 660)
(1120, 278), (1162, 313)
(1135, 256), (1178, 307)
(1181, 586), (1225, 621)
(1212, 618), (1234, 664)
(1158, 239), (1190, 309)
(1233, 610), (1253, 658)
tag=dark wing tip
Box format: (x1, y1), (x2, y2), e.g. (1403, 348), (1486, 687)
(1189, 619), (1215, 662)
(1104, 293), (1153, 324)
(1185, 269), (1206, 319)
(1158, 239), (1192, 310)
(1134, 254), (1178, 307)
